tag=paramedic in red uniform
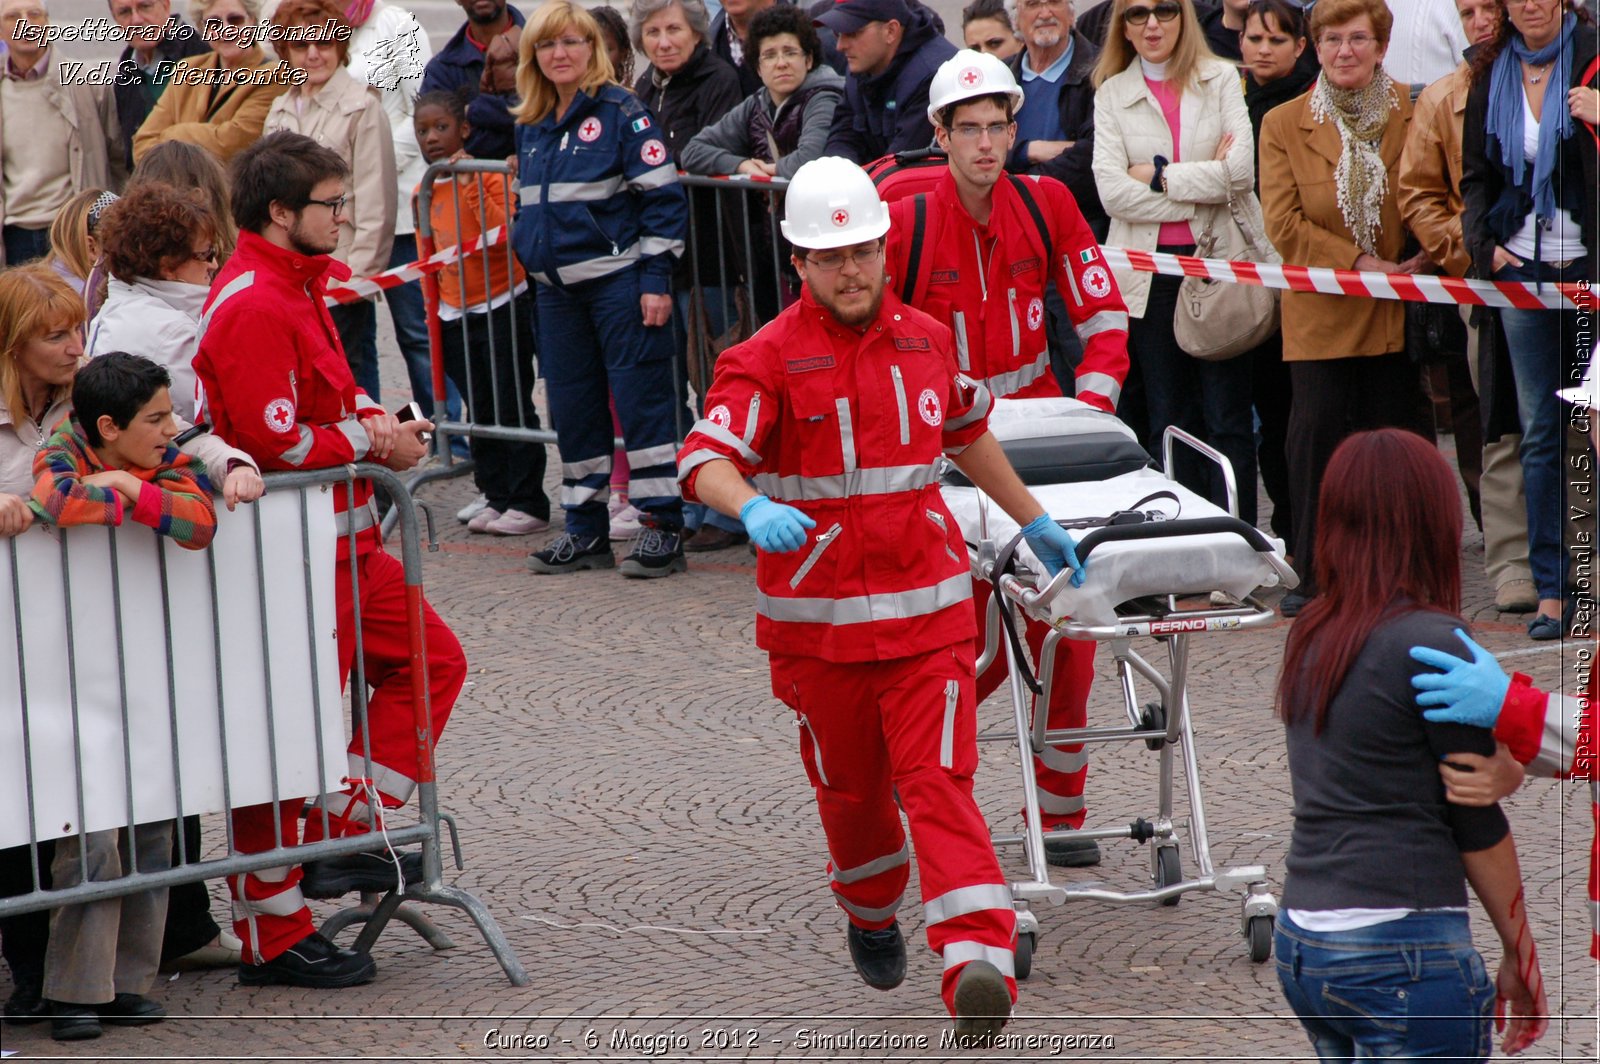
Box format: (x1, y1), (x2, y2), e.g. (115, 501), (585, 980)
(884, 49), (1130, 867)
(677, 155), (1089, 1042)
(193, 131), (467, 989)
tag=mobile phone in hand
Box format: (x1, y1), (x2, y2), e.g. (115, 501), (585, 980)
(394, 401), (432, 444)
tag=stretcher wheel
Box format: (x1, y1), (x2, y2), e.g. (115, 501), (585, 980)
(1154, 846), (1182, 906)
(1014, 932), (1035, 980)
(1247, 915), (1273, 963)
(1140, 702), (1167, 750)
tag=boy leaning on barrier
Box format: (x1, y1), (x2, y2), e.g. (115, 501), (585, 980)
(25, 352), (217, 1043)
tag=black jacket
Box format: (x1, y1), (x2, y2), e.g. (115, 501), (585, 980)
(635, 45), (744, 288)
(709, 2), (845, 98)
(113, 16), (209, 171)
(1460, 21), (1600, 282)
(823, 2), (956, 163)
(420, 4), (526, 160)
(1004, 31), (1106, 237)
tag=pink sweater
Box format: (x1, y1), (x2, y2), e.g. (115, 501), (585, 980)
(1145, 74), (1195, 247)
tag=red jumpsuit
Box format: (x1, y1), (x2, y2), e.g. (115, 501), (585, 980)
(886, 171), (1132, 831)
(677, 286), (1017, 1014)
(193, 230), (467, 963)
(1495, 669), (1597, 958)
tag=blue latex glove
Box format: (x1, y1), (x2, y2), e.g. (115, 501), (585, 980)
(1408, 628), (1511, 729)
(740, 494), (816, 553)
(1020, 514), (1085, 587)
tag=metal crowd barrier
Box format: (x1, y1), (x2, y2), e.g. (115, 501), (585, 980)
(0, 465), (528, 987)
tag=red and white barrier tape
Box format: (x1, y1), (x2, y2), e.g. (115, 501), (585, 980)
(1100, 247), (1592, 311)
(322, 225), (510, 306)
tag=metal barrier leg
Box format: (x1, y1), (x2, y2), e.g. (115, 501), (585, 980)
(320, 892), (457, 951)
(401, 882), (530, 986)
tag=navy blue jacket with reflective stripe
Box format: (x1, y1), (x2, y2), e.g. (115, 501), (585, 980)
(511, 85), (688, 295)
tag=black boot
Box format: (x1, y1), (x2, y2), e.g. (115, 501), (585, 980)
(846, 920), (906, 990)
(237, 932), (376, 989)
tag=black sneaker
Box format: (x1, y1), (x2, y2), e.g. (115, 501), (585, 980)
(1043, 833), (1101, 868)
(846, 920), (906, 990)
(98, 993), (165, 1026)
(1279, 589), (1311, 617)
(299, 849), (423, 899)
(237, 932), (376, 989)
(527, 532), (615, 574)
(48, 1002), (101, 1042)
(619, 523), (686, 579)
(951, 959), (1012, 1045)
(3, 971), (47, 1026)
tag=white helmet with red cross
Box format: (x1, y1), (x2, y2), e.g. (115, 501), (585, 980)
(926, 48), (1023, 125)
(780, 157), (891, 250)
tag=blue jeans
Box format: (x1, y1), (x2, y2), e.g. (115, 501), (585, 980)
(329, 299), (381, 400)
(3, 224), (50, 266)
(1275, 911), (1495, 1062)
(675, 287), (743, 536)
(386, 233), (464, 424)
(1496, 258), (1588, 601)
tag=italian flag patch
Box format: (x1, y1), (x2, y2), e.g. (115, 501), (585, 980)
(631, 115), (652, 133)
(1080, 247), (1098, 264)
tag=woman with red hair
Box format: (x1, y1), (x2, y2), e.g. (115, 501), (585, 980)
(1274, 428), (1547, 1061)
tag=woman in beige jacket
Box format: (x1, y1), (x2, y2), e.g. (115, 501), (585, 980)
(1091, 0), (1261, 525)
(130, 0), (293, 163)
(1259, 0), (1431, 615)
(263, 0), (397, 399)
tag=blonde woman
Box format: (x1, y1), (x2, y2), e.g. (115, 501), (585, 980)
(510, 1), (692, 578)
(131, 0), (292, 163)
(1091, 0), (1261, 524)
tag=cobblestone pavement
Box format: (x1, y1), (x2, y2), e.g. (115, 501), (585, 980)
(3, 328), (1598, 1061)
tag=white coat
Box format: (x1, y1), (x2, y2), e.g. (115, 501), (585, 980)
(347, 2), (433, 238)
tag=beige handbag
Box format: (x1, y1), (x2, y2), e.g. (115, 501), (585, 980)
(1174, 191), (1281, 362)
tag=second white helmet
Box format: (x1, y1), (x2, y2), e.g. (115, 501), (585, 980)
(780, 157), (891, 250)
(926, 49), (1024, 125)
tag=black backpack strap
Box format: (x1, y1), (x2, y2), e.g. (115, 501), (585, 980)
(901, 193), (928, 305)
(1008, 174), (1054, 269)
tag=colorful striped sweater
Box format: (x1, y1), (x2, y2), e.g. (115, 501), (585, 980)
(27, 413), (217, 551)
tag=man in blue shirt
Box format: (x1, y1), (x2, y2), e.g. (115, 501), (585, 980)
(1004, 0), (1102, 234)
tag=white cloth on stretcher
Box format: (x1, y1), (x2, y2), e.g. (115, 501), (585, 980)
(941, 397), (1293, 626)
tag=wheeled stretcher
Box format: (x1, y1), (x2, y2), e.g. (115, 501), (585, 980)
(942, 397), (1297, 976)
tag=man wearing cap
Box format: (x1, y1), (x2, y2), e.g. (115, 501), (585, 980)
(886, 49), (1128, 870)
(677, 155), (1089, 1042)
(818, 0), (957, 164)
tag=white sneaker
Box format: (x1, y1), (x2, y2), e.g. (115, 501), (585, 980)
(486, 509), (549, 536)
(467, 506), (502, 533)
(610, 502), (643, 541)
(456, 493), (490, 523)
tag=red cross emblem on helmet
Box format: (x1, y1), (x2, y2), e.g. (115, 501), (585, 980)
(959, 66), (983, 87)
(831, 209), (850, 227)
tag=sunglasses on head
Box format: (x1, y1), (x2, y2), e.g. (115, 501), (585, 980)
(1123, 1), (1182, 24)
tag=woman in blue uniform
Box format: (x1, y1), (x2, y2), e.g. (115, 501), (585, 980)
(512, 0), (691, 578)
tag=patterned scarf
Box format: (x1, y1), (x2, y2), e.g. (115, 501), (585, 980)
(1307, 68), (1398, 256)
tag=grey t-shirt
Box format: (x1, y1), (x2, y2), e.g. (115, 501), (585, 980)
(1281, 607), (1509, 912)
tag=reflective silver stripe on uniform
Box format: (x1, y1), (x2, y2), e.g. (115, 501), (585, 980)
(939, 679), (958, 769)
(756, 572), (971, 626)
(1038, 744), (1088, 774)
(983, 351), (1050, 398)
(196, 270), (256, 345)
(562, 483), (605, 506)
(750, 463), (939, 501)
(349, 756), (417, 804)
(628, 163), (679, 191)
(1037, 791), (1086, 815)
(952, 311), (971, 372)
(742, 394), (762, 447)
(1077, 309), (1129, 340)
(563, 455), (612, 480)
(942, 940), (1016, 977)
(890, 365), (910, 445)
(837, 895), (903, 922)
(836, 397), (856, 473)
(250, 864), (294, 883)
(232, 884), (307, 920)
(640, 236), (685, 258)
(944, 377), (992, 430)
(677, 447), (729, 484)
(830, 840), (911, 884)
(690, 420), (762, 465)
(532, 271), (553, 285)
(628, 476), (679, 500)
(557, 244), (639, 285)
(924, 883), (1014, 926)
(628, 443), (678, 468)
(335, 418), (371, 460)
(333, 498), (380, 536)
(1530, 694), (1579, 777)
(1062, 258), (1085, 307)
(278, 428), (315, 466)
(1589, 896), (1600, 935)
(520, 177), (625, 205)
(1007, 287), (1020, 358)
(1075, 371), (1123, 406)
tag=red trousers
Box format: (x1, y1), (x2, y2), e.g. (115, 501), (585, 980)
(771, 643), (1017, 1016)
(228, 548), (466, 962)
(972, 579), (1095, 829)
